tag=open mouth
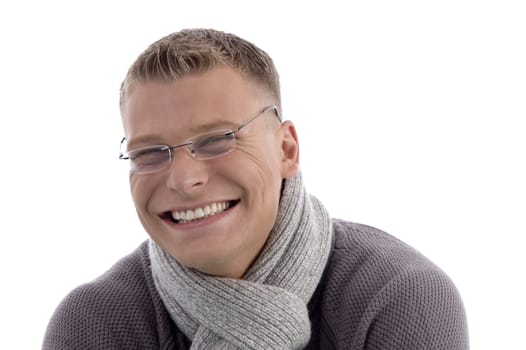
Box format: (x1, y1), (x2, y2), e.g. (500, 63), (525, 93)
(161, 200), (240, 224)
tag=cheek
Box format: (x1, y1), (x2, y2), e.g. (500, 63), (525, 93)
(237, 137), (283, 175)
(232, 150), (281, 191)
(233, 148), (283, 205)
(130, 176), (154, 211)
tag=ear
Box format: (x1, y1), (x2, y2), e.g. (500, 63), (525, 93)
(279, 121), (300, 178)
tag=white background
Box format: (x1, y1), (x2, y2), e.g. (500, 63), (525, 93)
(1, 1), (524, 348)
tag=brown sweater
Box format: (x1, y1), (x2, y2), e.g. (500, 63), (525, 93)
(43, 220), (469, 349)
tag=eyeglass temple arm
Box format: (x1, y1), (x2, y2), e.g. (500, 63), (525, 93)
(119, 137), (128, 159)
(236, 105), (282, 132)
(119, 105), (281, 159)
(271, 105), (282, 122)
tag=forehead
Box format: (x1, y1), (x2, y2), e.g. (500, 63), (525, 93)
(121, 67), (273, 147)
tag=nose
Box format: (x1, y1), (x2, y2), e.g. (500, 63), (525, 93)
(165, 148), (208, 196)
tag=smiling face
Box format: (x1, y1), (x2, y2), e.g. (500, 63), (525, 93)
(121, 66), (299, 278)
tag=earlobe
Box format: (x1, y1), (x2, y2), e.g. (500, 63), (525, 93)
(280, 121), (300, 178)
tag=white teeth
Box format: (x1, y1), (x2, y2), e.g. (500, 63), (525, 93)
(171, 201), (231, 223)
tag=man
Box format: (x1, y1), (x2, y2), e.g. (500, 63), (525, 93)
(43, 29), (469, 349)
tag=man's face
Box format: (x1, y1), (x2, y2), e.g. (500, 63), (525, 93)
(121, 66), (299, 278)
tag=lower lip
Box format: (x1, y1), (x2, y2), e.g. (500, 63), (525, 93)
(162, 203), (237, 230)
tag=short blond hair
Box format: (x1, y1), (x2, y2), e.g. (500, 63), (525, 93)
(120, 29), (281, 109)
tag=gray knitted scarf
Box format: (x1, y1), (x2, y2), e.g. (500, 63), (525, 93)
(149, 174), (333, 349)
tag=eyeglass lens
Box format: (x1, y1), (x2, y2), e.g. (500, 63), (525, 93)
(129, 130), (236, 173)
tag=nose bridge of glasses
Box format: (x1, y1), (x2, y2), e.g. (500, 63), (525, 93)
(169, 141), (197, 159)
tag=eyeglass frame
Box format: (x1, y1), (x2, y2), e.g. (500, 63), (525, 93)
(119, 105), (282, 174)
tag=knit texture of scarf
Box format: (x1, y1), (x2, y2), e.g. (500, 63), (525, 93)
(149, 174), (333, 350)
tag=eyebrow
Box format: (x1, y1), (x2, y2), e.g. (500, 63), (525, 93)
(125, 135), (165, 150)
(126, 119), (240, 150)
(187, 119), (239, 134)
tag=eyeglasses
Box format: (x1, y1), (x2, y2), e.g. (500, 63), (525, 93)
(119, 105), (281, 174)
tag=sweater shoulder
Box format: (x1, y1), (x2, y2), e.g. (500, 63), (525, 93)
(329, 219), (447, 280)
(317, 219), (469, 349)
(42, 241), (175, 349)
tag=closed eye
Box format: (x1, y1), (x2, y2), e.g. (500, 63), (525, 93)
(194, 132), (234, 149)
(130, 147), (168, 164)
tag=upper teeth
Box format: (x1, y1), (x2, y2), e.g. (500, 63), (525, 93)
(172, 201), (230, 223)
